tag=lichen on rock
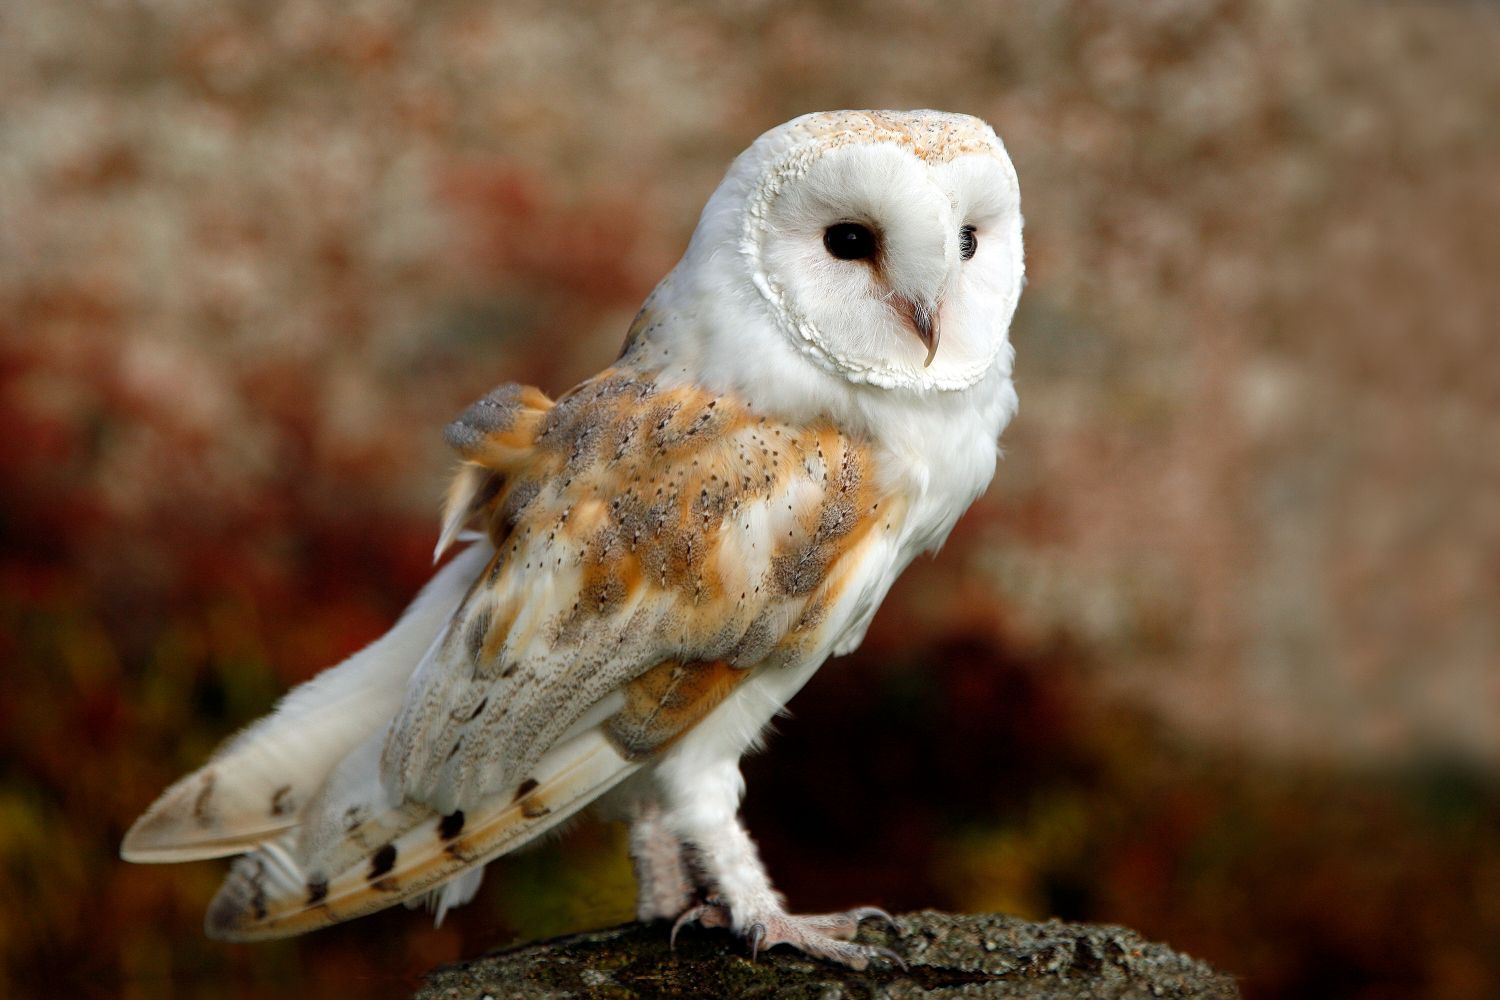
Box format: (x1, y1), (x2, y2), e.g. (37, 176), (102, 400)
(415, 910), (1239, 998)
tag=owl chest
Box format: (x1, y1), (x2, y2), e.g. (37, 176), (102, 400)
(816, 420), (996, 661)
(879, 402), (1000, 561)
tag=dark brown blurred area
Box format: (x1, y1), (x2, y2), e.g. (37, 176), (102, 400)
(2, 1), (1497, 997)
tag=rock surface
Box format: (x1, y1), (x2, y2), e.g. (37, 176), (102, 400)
(414, 910), (1239, 998)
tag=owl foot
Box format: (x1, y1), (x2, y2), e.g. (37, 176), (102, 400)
(672, 900), (903, 970)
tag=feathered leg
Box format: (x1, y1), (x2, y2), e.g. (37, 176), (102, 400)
(627, 798), (695, 922)
(657, 758), (899, 970)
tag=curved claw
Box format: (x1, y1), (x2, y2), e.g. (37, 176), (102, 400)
(670, 905), (706, 950)
(669, 902), (904, 972)
(747, 922), (767, 962)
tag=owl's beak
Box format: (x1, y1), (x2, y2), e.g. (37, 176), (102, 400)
(893, 296), (941, 366)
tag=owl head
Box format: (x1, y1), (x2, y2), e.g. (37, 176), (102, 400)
(645, 110), (1023, 405)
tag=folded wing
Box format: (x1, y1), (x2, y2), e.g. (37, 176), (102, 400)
(383, 368), (894, 815)
(132, 366), (903, 939)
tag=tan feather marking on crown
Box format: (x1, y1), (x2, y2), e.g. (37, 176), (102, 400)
(785, 110), (1000, 164)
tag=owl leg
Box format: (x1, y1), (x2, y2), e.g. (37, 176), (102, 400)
(627, 798), (696, 922)
(659, 759), (901, 971)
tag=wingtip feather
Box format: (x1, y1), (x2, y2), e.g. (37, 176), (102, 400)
(123, 541), (494, 866)
(435, 466), (492, 562)
(120, 769), (295, 863)
(203, 729), (638, 940)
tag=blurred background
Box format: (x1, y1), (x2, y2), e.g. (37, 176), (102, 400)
(2, 0), (1497, 997)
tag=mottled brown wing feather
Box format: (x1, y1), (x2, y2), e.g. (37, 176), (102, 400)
(606, 658), (751, 761)
(382, 367), (896, 815)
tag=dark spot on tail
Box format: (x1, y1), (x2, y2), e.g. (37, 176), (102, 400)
(514, 778), (551, 818)
(270, 784), (294, 817)
(306, 878), (328, 905)
(439, 811), (466, 840)
(369, 843), (398, 880)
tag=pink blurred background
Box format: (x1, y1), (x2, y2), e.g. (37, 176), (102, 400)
(2, 1), (1497, 997)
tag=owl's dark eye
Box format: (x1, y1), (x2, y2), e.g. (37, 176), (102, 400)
(823, 223), (878, 261)
(959, 224), (978, 261)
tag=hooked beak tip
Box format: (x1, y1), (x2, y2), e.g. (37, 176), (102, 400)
(918, 312), (940, 367)
(895, 297), (940, 367)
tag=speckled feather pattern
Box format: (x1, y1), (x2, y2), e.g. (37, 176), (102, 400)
(754, 109), (1002, 165)
(386, 362), (901, 814)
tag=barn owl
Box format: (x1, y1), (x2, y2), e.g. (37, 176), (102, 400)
(122, 109), (1024, 970)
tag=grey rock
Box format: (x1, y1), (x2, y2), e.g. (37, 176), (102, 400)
(414, 910), (1239, 998)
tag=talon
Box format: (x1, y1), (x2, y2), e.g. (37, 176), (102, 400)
(670, 905), (705, 949)
(850, 906), (899, 932)
(668, 901), (902, 971)
(748, 922), (767, 962)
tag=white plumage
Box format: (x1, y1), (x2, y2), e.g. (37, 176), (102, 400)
(122, 109), (1023, 969)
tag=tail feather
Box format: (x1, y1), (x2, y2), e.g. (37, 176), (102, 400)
(405, 866), (485, 927)
(205, 727), (638, 941)
(121, 543), (491, 863)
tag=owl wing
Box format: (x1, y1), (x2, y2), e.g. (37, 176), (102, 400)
(119, 541), (496, 864)
(203, 367), (905, 939)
